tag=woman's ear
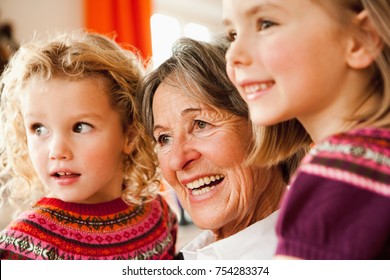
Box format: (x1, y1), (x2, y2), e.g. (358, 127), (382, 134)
(346, 10), (383, 69)
(123, 126), (136, 155)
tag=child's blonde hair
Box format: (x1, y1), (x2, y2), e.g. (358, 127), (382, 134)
(313, 0), (390, 128)
(252, 0), (390, 170)
(0, 31), (159, 210)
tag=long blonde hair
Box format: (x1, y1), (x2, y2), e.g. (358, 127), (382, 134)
(313, 0), (390, 128)
(0, 31), (159, 210)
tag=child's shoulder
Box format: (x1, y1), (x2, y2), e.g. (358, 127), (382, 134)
(313, 127), (390, 158)
(144, 194), (174, 213)
(144, 194), (178, 223)
(300, 127), (390, 196)
(331, 127), (390, 144)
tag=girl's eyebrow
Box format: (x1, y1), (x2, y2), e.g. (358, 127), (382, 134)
(23, 112), (104, 121)
(71, 113), (104, 120)
(222, 5), (263, 26)
(222, 2), (283, 26)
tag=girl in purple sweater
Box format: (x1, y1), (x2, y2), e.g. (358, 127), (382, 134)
(223, 0), (390, 259)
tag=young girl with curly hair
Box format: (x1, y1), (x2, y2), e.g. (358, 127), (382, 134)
(0, 31), (177, 260)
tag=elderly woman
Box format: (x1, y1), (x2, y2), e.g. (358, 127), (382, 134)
(136, 37), (309, 259)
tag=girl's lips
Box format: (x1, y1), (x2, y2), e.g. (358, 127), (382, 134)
(54, 172), (78, 176)
(52, 173), (81, 185)
(50, 171), (81, 185)
(241, 81), (275, 100)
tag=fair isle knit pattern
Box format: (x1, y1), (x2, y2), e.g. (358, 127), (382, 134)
(0, 195), (178, 260)
(299, 127), (390, 197)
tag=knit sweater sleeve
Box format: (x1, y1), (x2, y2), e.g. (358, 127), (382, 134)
(275, 128), (390, 259)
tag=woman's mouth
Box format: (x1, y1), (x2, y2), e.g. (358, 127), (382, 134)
(186, 175), (224, 196)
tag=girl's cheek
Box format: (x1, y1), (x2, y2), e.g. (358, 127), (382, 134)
(226, 64), (236, 85)
(227, 65), (244, 94)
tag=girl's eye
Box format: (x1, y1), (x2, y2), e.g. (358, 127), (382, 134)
(194, 120), (208, 129)
(226, 30), (237, 42)
(257, 19), (276, 31)
(32, 124), (49, 136)
(73, 122), (92, 133)
(156, 134), (171, 146)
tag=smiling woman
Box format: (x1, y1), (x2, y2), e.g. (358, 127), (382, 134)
(136, 37), (309, 259)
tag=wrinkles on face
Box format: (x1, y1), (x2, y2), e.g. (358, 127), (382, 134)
(214, 164), (269, 240)
(152, 81), (279, 237)
(153, 87), (250, 155)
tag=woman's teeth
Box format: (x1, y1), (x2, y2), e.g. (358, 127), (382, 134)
(186, 175), (223, 189)
(192, 185), (216, 196)
(186, 175), (224, 196)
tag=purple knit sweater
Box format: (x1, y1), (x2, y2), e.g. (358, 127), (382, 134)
(276, 127), (390, 259)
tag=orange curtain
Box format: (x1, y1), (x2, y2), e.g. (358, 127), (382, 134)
(84, 0), (153, 60)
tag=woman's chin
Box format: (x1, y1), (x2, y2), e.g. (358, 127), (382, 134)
(187, 210), (224, 231)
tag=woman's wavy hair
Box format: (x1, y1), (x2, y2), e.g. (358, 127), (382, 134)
(0, 31), (159, 209)
(137, 37), (311, 186)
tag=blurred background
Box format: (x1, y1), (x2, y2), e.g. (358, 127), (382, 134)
(0, 0), (223, 251)
(0, 0), (223, 67)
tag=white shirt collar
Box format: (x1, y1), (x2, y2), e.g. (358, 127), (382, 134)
(181, 210), (279, 260)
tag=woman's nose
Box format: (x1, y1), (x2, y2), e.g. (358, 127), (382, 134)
(168, 135), (201, 171)
(48, 135), (73, 160)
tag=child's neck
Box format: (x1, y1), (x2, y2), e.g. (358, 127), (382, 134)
(300, 89), (380, 143)
(300, 116), (358, 143)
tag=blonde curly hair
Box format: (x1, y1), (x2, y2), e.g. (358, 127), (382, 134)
(0, 31), (159, 210)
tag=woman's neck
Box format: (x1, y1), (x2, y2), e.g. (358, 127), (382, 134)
(213, 169), (285, 241)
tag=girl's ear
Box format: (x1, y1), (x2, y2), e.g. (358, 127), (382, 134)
(346, 10), (383, 69)
(123, 126), (136, 155)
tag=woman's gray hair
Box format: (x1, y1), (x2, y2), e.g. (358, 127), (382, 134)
(138, 37), (249, 135)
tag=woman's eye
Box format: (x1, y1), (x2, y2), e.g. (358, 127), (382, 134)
(156, 134), (171, 146)
(73, 122), (92, 133)
(32, 124), (49, 136)
(194, 120), (208, 129)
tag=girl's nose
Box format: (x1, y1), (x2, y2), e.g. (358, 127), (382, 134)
(48, 135), (73, 160)
(225, 35), (252, 67)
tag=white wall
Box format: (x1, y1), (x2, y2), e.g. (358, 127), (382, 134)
(153, 0), (223, 34)
(0, 0), (84, 43)
(0, 0), (222, 45)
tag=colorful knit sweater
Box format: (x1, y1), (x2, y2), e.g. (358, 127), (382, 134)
(275, 127), (390, 259)
(0, 195), (178, 260)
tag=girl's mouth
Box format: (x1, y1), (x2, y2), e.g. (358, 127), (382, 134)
(53, 172), (81, 178)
